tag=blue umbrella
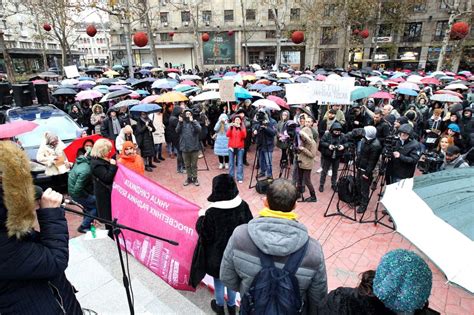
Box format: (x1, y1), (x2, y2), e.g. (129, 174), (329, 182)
(248, 84), (266, 91)
(78, 76), (92, 81)
(93, 85), (109, 94)
(396, 88), (418, 97)
(277, 79), (291, 84)
(260, 85), (283, 93)
(139, 69), (151, 75)
(390, 72), (407, 79)
(126, 78), (139, 85)
(235, 86), (252, 99)
(130, 103), (162, 113)
(135, 89), (150, 96)
(224, 71), (237, 77)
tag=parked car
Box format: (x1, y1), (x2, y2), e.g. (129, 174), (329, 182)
(4, 105), (84, 192)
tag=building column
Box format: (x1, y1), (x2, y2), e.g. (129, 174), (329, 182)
(362, 47), (371, 67)
(418, 46), (429, 70)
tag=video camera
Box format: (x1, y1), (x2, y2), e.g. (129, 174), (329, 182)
(382, 134), (399, 159)
(417, 151), (444, 174)
(256, 111), (267, 124)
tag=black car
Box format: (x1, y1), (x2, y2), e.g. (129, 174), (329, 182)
(5, 105), (84, 192)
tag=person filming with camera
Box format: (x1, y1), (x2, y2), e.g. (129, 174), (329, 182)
(318, 122), (347, 193)
(252, 110), (277, 179)
(176, 108), (202, 186)
(386, 124), (421, 184)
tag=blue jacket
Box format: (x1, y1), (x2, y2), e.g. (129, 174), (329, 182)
(213, 118), (229, 157)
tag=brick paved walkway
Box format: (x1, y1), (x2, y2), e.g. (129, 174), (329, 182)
(66, 146), (473, 314)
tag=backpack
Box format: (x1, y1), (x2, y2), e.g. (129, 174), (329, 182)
(337, 175), (358, 205)
(255, 178), (273, 194)
(240, 241), (309, 315)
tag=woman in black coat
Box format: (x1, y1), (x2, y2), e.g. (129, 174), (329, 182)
(168, 107), (185, 172)
(195, 174), (253, 314)
(0, 141), (82, 315)
(90, 139), (118, 237)
(135, 112), (156, 171)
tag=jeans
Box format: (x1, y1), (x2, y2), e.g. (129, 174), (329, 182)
(74, 194), (98, 229)
(229, 148), (244, 181)
(214, 278), (236, 307)
(320, 157), (340, 186)
(259, 150), (273, 177)
(167, 142), (177, 155)
(182, 150), (199, 179)
(154, 143), (163, 158)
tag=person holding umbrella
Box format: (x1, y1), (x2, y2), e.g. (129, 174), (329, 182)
(135, 112), (156, 172)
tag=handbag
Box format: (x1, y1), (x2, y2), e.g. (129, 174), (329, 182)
(189, 235), (206, 288)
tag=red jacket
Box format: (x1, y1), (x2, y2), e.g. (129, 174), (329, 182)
(226, 126), (247, 149)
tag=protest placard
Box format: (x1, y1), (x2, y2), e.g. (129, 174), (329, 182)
(112, 165), (199, 291)
(64, 65), (80, 78)
(219, 80), (236, 102)
(285, 83), (318, 105)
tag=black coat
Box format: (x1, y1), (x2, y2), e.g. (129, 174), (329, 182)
(135, 119), (156, 157)
(374, 120), (391, 145)
(100, 117), (120, 141)
(0, 200), (82, 314)
(387, 138), (421, 180)
(168, 108), (182, 148)
(319, 132), (348, 159)
(176, 120), (202, 152)
(90, 157), (118, 222)
(356, 138), (382, 177)
(195, 199), (253, 278)
(345, 112), (373, 132)
(163, 110), (172, 143)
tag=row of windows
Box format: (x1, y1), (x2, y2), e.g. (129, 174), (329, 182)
(79, 47), (108, 55)
(78, 37), (107, 44)
(158, 8), (301, 24)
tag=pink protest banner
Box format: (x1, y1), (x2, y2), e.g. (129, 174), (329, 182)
(111, 165), (199, 291)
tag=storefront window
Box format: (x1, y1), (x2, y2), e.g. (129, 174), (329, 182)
(320, 49), (337, 67)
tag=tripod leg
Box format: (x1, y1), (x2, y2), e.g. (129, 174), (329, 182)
(248, 148), (259, 189)
(113, 225), (135, 315)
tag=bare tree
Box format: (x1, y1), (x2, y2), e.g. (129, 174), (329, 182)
(262, 0), (291, 70)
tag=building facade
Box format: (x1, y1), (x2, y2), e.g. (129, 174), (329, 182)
(76, 23), (112, 67)
(108, 0), (473, 71)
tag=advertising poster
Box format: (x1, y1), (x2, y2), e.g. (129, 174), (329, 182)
(112, 165), (199, 291)
(203, 32), (235, 65)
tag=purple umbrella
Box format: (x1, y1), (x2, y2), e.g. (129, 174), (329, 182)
(109, 85), (128, 91)
(75, 90), (104, 101)
(77, 81), (96, 90)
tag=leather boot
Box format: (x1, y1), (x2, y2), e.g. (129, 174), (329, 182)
(210, 300), (225, 315)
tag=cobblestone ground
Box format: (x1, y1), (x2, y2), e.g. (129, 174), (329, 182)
(65, 146), (473, 314)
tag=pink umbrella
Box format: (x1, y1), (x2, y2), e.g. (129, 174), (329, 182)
(267, 95), (290, 110)
(315, 74), (327, 81)
(445, 71), (456, 76)
(32, 79), (48, 85)
(399, 82), (420, 91)
(129, 91), (140, 99)
(384, 80), (400, 87)
(434, 90), (463, 98)
(180, 80), (197, 86)
(75, 90), (103, 101)
(420, 77), (440, 85)
(391, 77), (406, 83)
(0, 121), (38, 139)
(141, 95), (160, 104)
(370, 91), (394, 99)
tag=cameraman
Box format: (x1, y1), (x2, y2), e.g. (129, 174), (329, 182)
(373, 109), (391, 146)
(253, 110), (277, 179)
(176, 108), (202, 186)
(346, 103), (373, 132)
(318, 122), (347, 192)
(386, 124), (421, 184)
(356, 126), (382, 214)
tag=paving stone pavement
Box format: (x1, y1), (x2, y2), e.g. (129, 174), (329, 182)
(65, 146), (473, 314)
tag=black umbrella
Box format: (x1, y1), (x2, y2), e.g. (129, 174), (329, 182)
(100, 90), (132, 102)
(349, 70), (364, 78)
(52, 88), (77, 96)
(38, 71), (60, 78)
(101, 78), (119, 86)
(131, 78), (155, 88)
(85, 68), (104, 75)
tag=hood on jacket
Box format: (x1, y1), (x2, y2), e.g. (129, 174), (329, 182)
(0, 141), (36, 238)
(217, 113), (228, 122)
(171, 106), (183, 117)
(247, 217), (309, 256)
(330, 121), (343, 132)
(92, 103), (104, 114)
(75, 155), (90, 165)
(280, 110), (290, 121)
(398, 123), (413, 136)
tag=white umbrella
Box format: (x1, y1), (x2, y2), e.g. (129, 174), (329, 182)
(252, 99), (280, 111)
(202, 83), (219, 90)
(444, 83), (469, 90)
(168, 72), (179, 80)
(255, 70), (268, 77)
(367, 76), (383, 82)
(191, 91), (220, 102)
(430, 71), (445, 78)
(180, 74), (202, 80)
(326, 73), (342, 82)
(276, 72), (291, 79)
(406, 75), (423, 84)
(61, 78), (79, 86)
(251, 64), (262, 70)
(398, 82), (420, 91)
(249, 91), (264, 99)
(430, 94), (462, 103)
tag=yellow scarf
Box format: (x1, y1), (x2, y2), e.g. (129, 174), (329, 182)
(259, 208), (298, 220)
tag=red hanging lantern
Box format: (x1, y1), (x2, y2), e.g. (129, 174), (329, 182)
(450, 21), (470, 40)
(228, 30), (234, 36)
(352, 29), (360, 36)
(43, 23), (52, 32)
(359, 29), (369, 39)
(133, 32), (148, 47)
(86, 25), (97, 37)
(168, 32), (175, 37)
(202, 33), (210, 42)
(291, 31), (305, 44)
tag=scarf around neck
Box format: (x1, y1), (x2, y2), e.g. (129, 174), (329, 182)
(259, 207), (298, 220)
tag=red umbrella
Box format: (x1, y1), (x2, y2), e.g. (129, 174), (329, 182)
(64, 134), (116, 163)
(256, 79), (271, 85)
(0, 121), (38, 139)
(267, 95), (289, 109)
(391, 77), (406, 83)
(370, 91), (394, 99)
(420, 77), (441, 85)
(32, 79), (48, 85)
(434, 90), (463, 98)
(165, 68), (180, 73)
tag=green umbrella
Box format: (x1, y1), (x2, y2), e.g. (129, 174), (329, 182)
(350, 87), (379, 101)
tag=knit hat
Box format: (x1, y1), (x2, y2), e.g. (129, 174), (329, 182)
(396, 116), (409, 125)
(364, 126), (377, 140)
(207, 174), (239, 202)
(447, 123), (460, 133)
(122, 141), (135, 151)
(373, 249), (432, 312)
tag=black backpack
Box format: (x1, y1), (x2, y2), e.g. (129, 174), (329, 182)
(337, 175), (358, 205)
(240, 241), (308, 315)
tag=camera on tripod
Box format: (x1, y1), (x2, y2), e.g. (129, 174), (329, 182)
(256, 111), (268, 126)
(382, 134), (399, 159)
(417, 151), (444, 174)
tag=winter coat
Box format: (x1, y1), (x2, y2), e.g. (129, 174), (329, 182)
(90, 157), (118, 222)
(135, 118), (156, 158)
(90, 104), (106, 134)
(213, 118), (229, 156)
(226, 125), (247, 149)
(387, 138), (421, 180)
(67, 155), (93, 199)
(220, 216), (328, 315)
(100, 116), (121, 141)
(115, 130), (137, 153)
(168, 107), (183, 148)
(118, 111), (131, 127)
(163, 109), (173, 143)
(176, 120), (202, 153)
(36, 139), (70, 176)
(118, 154), (145, 175)
(345, 111), (373, 132)
(297, 127), (317, 170)
(69, 110), (83, 126)
(252, 118), (276, 151)
(151, 113), (166, 144)
(195, 197), (253, 278)
(356, 138), (382, 177)
(441, 155), (470, 170)
(374, 119), (392, 145)
(319, 132), (348, 159)
(318, 118), (338, 138)
(0, 142), (81, 315)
